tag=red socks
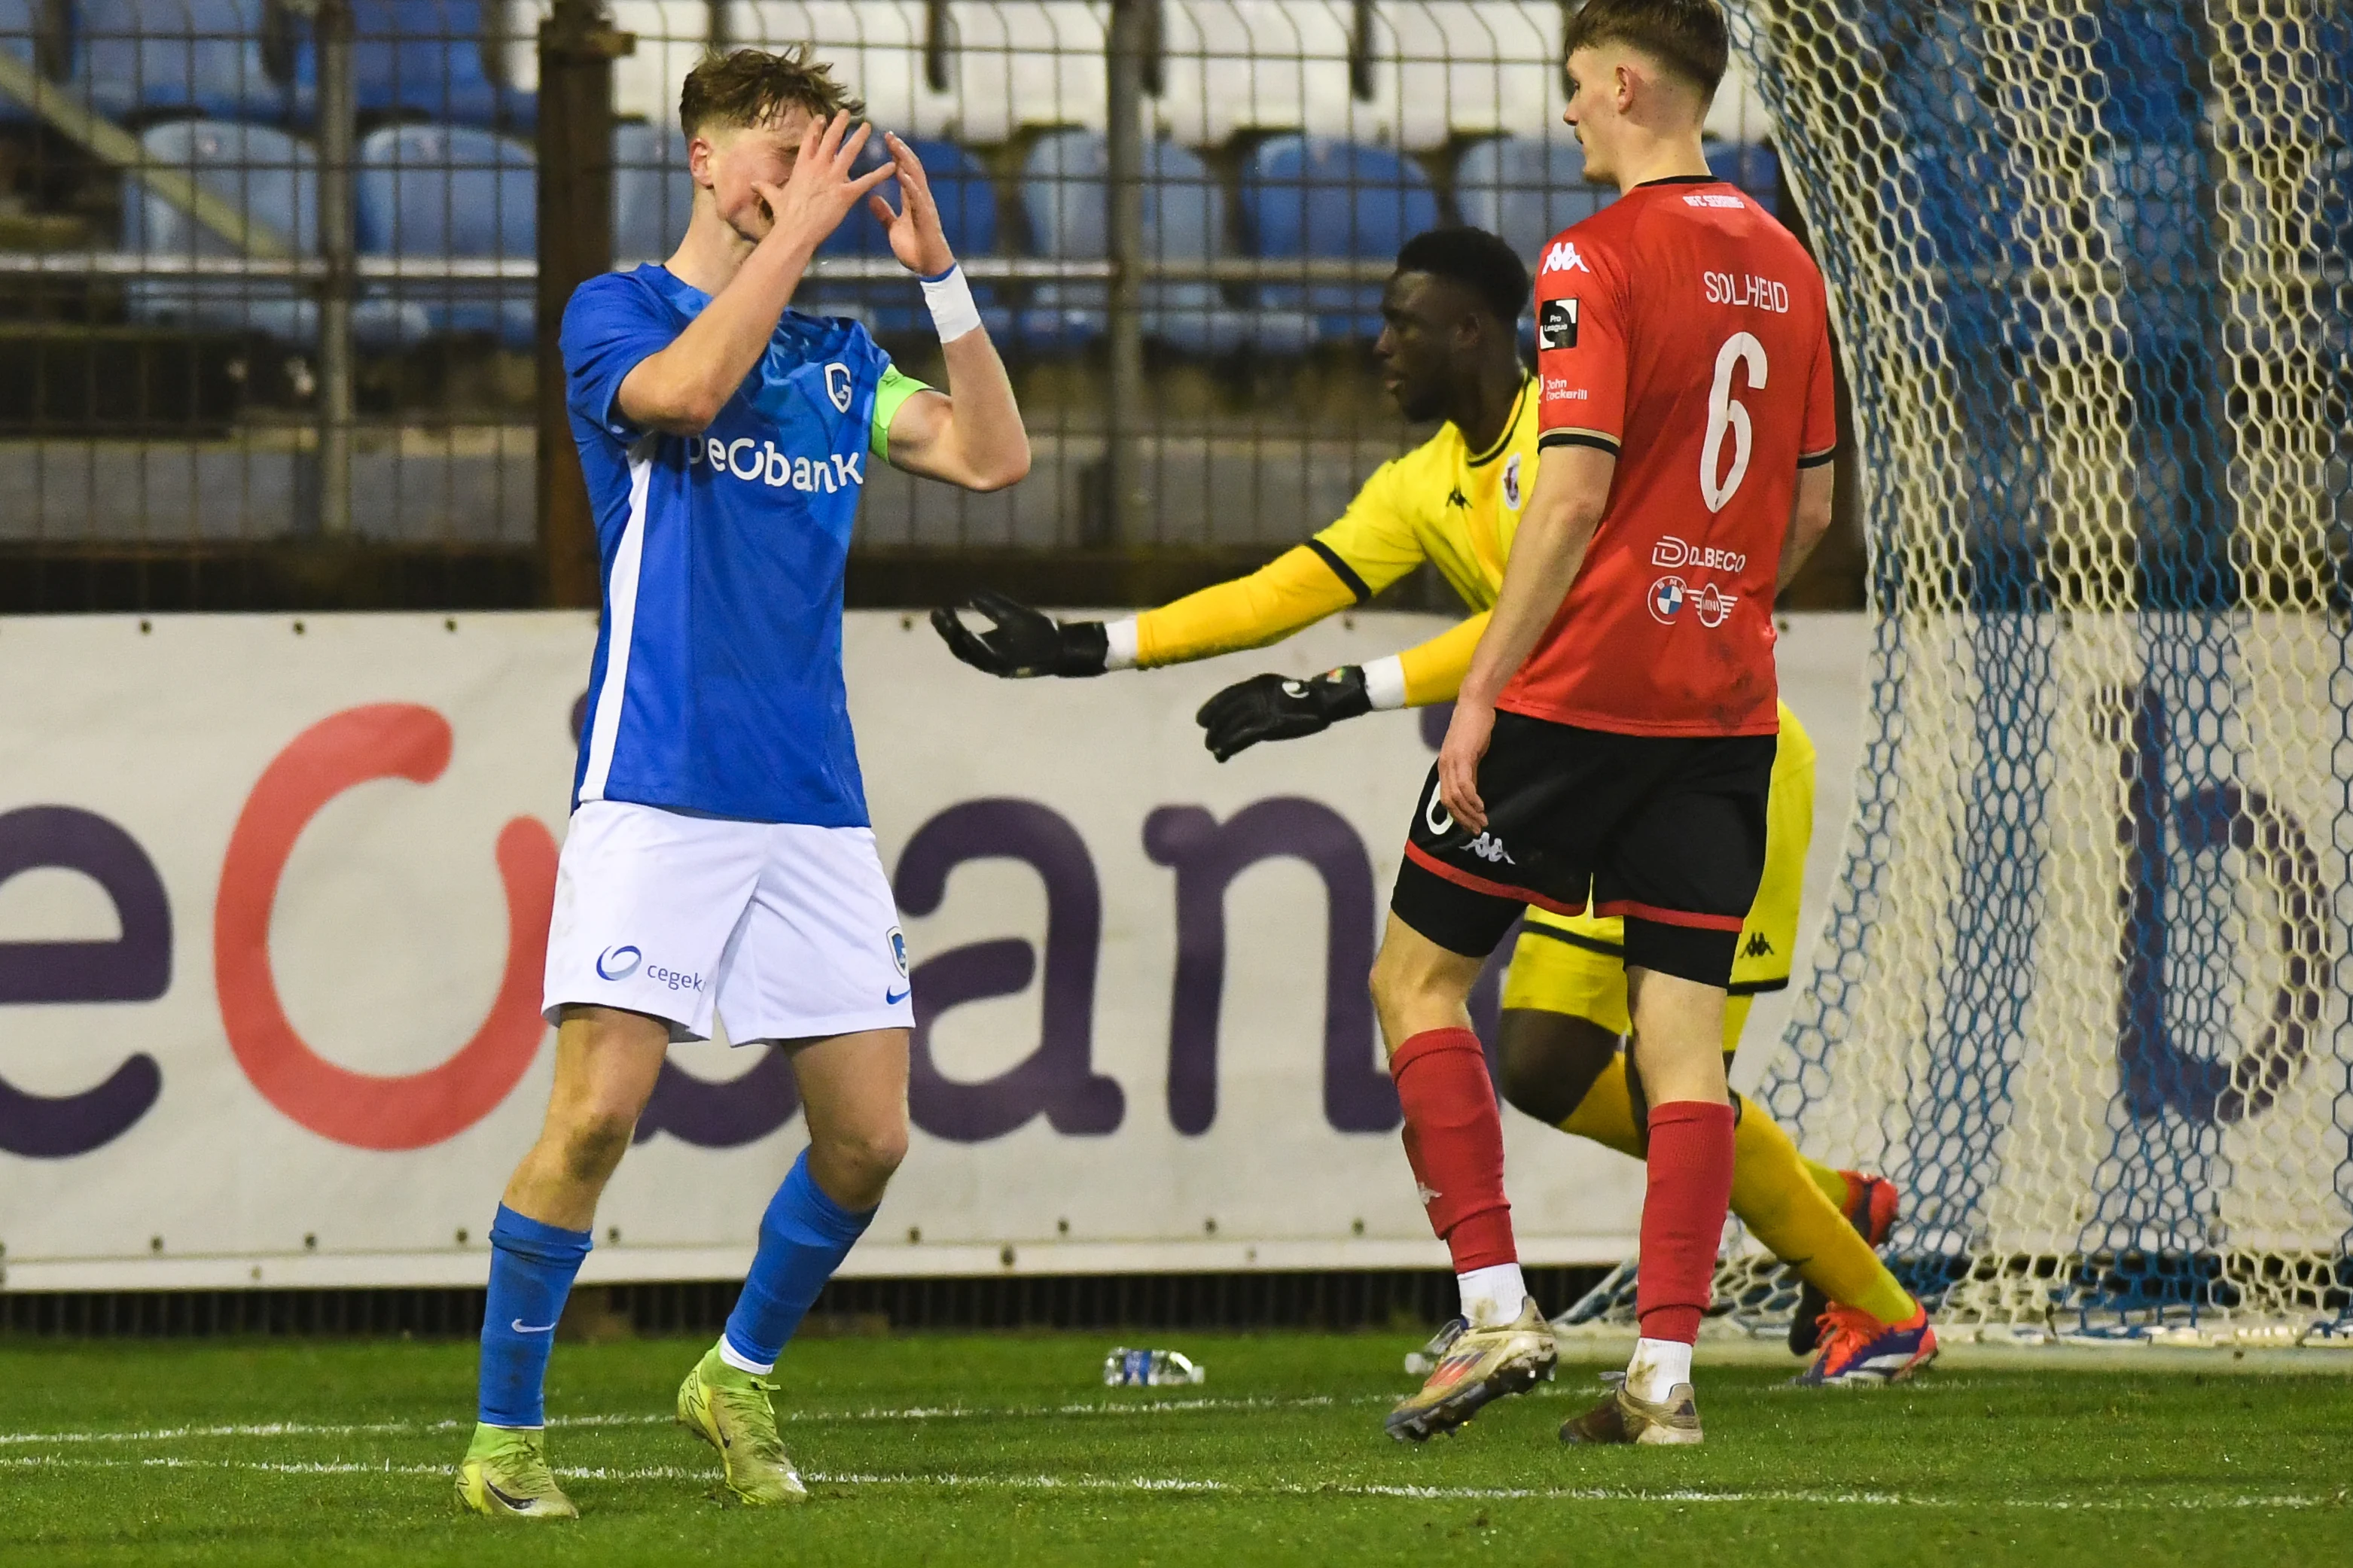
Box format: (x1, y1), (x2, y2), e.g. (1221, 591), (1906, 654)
(1637, 1099), (1738, 1344)
(1391, 1028), (1516, 1272)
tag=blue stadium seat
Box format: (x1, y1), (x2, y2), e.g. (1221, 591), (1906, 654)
(1239, 135), (1440, 338)
(1018, 129), (1314, 357)
(356, 122), (535, 348)
(120, 118), (316, 341)
(123, 118), (428, 346)
(77, 0), (311, 125)
(1453, 135), (1614, 267)
(611, 120), (691, 264)
(299, 0), (532, 129)
(811, 135), (1005, 336)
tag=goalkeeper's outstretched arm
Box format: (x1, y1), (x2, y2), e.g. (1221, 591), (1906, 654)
(929, 547), (1493, 761)
(929, 545), (1359, 679)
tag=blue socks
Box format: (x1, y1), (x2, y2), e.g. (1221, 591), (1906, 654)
(722, 1150), (876, 1371)
(478, 1204), (592, 1428)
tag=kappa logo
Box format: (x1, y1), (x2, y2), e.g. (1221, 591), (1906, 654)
(1649, 575), (1687, 624)
(1502, 451), (1523, 511)
(825, 361), (853, 412)
(1466, 830), (1514, 866)
(1541, 239), (1591, 274)
(1693, 583), (1741, 628)
(1652, 535), (1750, 574)
(1742, 931), (1775, 959)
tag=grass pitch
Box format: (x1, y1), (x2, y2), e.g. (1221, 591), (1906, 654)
(1, 1330), (2346, 1566)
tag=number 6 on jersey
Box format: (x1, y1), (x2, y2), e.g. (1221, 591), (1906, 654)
(1702, 331), (1767, 513)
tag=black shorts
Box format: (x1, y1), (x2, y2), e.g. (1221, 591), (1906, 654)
(1391, 711), (1775, 988)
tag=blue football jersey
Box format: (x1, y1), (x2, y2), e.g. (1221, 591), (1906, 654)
(561, 265), (921, 826)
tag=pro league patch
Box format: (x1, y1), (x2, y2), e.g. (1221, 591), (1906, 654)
(1538, 297), (1579, 350)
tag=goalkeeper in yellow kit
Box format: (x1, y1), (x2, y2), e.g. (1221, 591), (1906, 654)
(934, 227), (1928, 1383)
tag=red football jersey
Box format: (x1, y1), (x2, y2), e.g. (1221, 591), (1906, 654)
(1508, 175), (1837, 736)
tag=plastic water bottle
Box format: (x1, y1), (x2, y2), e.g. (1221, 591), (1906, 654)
(1101, 1347), (1206, 1387)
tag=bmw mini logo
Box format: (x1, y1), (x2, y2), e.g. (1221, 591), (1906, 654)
(596, 944), (643, 981)
(1649, 575), (1687, 624)
(888, 927), (910, 978)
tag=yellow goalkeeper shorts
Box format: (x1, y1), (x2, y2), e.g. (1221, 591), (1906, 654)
(1498, 701), (1817, 1053)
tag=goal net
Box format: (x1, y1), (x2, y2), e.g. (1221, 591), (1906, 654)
(1568, 0), (2353, 1344)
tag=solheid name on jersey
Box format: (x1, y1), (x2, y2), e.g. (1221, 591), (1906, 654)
(1702, 271), (1791, 313)
(691, 435), (867, 494)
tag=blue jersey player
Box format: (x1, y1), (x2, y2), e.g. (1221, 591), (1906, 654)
(456, 47), (1030, 1518)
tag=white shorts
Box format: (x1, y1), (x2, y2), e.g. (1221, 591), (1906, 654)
(543, 799), (914, 1043)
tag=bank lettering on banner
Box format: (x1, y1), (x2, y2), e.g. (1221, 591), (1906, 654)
(1, 612), (1735, 1284)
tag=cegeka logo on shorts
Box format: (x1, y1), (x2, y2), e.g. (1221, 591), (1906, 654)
(1541, 240), (1590, 274)
(1652, 535), (1749, 574)
(598, 942), (703, 992)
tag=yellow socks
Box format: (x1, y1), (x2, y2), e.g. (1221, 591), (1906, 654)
(1800, 1152), (1849, 1210)
(1730, 1109), (1916, 1327)
(1554, 1055), (1916, 1327)
(1556, 1054), (1644, 1158)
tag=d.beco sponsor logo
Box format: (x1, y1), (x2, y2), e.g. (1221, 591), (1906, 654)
(693, 437), (865, 494)
(1652, 534), (1748, 574)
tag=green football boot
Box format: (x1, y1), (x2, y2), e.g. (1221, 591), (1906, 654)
(676, 1344), (808, 1506)
(453, 1422), (578, 1519)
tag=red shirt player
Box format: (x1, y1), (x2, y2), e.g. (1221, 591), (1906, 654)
(1370, 0), (1902, 1451)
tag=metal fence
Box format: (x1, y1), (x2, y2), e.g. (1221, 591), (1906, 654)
(0, 1), (1784, 587)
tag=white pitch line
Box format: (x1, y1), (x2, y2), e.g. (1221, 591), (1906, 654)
(0, 1394), (1349, 1450)
(0, 1453), (2329, 1512)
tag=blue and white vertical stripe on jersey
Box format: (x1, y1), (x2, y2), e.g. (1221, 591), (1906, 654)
(579, 438), (655, 803)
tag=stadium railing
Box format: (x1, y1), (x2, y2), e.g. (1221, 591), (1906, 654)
(0, 0), (1794, 610)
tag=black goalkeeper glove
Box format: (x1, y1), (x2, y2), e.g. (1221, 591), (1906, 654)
(930, 588), (1110, 678)
(1195, 666), (1373, 762)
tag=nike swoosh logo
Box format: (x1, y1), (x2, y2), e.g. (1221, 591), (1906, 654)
(885, 986), (910, 1004)
(483, 1480), (537, 1511)
(511, 1319), (558, 1334)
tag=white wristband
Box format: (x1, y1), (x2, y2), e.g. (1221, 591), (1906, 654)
(1363, 654), (1408, 711)
(1103, 617), (1141, 671)
(919, 264), (983, 343)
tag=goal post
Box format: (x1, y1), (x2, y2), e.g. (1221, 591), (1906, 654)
(1568, 0), (2353, 1344)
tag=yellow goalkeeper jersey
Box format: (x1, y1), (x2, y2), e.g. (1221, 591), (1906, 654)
(1134, 376), (1539, 702)
(1307, 374), (1537, 617)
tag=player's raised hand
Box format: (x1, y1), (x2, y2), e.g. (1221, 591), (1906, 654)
(1196, 667), (1372, 762)
(931, 589), (1108, 677)
(754, 111), (895, 251)
(867, 132), (956, 278)
(1437, 697), (1493, 832)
